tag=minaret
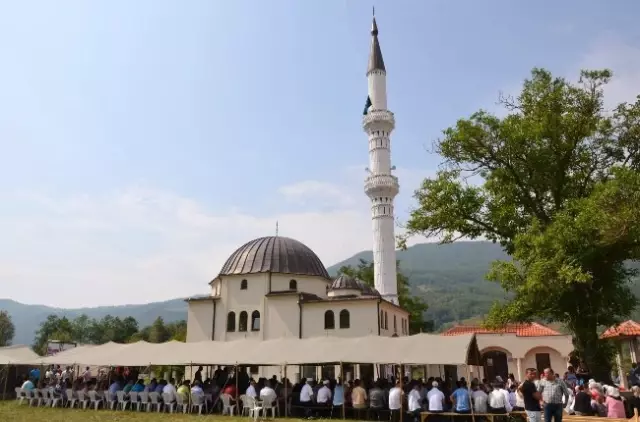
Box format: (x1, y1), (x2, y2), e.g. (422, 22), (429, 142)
(363, 15), (400, 305)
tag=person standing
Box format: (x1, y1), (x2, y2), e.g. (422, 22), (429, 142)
(539, 368), (570, 422)
(521, 368), (542, 422)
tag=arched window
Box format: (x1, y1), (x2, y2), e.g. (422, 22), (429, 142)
(380, 310), (384, 328)
(240, 279), (248, 290)
(384, 312), (388, 330)
(251, 310), (260, 331)
(226, 312), (236, 332)
(393, 315), (397, 333)
(324, 310), (335, 330)
(289, 279), (297, 290)
(239, 311), (248, 332)
(339, 309), (350, 329)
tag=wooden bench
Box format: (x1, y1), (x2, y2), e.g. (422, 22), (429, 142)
(565, 410), (638, 422)
(420, 411), (526, 422)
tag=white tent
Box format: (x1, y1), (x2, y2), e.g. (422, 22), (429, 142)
(14, 334), (480, 367)
(0, 345), (40, 365)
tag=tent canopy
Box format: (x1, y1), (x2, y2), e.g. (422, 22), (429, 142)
(15, 334), (481, 367)
(0, 345), (40, 365)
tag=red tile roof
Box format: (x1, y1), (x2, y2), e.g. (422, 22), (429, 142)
(600, 320), (640, 339)
(442, 322), (561, 337)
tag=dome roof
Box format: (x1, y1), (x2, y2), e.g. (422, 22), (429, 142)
(218, 236), (330, 279)
(329, 275), (379, 296)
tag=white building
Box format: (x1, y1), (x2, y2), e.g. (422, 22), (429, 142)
(186, 16), (409, 381)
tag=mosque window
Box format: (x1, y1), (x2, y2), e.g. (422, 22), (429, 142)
(226, 312), (236, 332)
(384, 312), (388, 330)
(240, 279), (248, 290)
(289, 279), (297, 290)
(380, 310), (384, 328)
(239, 311), (248, 332)
(251, 310), (260, 331)
(339, 310), (350, 329)
(393, 315), (397, 334)
(324, 310), (335, 330)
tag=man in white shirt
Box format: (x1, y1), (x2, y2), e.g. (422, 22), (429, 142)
(259, 380), (277, 406)
(317, 380), (332, 405)
(82, 367), (92, 382)
(472, 384), (488, 413)
(300, 379), (314, 418)
(162, 378), (177, 403)
(408, 383), (423, 422)
(389, 380), (403, 422)
(246, 379), (257, 399)
(427, 381), (445, 412)
(488, 382), (512, 413)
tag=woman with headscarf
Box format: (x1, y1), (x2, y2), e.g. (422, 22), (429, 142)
(604, 386), (626, 418)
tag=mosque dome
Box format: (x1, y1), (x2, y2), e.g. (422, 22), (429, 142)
(217, 236), (330, 279)
(328, 275), (380, 297)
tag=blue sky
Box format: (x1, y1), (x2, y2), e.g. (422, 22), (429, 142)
(1, 0), (639, 307)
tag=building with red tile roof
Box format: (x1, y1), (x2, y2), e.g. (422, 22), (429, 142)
(600, 320), (640, 339)
(440, 322), (572, 384)
(443, 322), (561, 337)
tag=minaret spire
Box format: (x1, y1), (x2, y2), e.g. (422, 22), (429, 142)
(367, 13), (385, 74)
(362, 14), (399, 306)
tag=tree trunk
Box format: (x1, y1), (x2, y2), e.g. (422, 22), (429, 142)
(572, 320), (613, 383)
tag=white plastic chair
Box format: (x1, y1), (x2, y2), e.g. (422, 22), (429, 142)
(245, 395), (262, 420)
(162, 393), (176, 413)
(148, 392), (162, 412)
(240, 394), (251, 416)
(190, 393), (207, 415)
(50, 389), (63, 408)
(261, 395), (277, 419)
(104, 390), (117, 410)
(38, 389), (50, 407)
(175, 393), (188, 414)
(129, 392), (139, 410)
(76, 390), (89, 409)
(66, 389), (77, 408)
(88, 390), (102, 410)
(25, 390), (37, 407)
(138, 392), (150, 412)
(116, 391), (129, 410)
(221, 393), (235, 415)
(15, 388), (26, 405)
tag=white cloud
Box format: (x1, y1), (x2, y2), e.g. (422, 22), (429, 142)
(578, 32), (640, 108)
(0, 167), (434, 308)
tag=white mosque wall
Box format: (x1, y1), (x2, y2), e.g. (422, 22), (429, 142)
(378, 300), (409, 337)
(301, 301), (379, 338)
(264, 296), (300, 340)
(186, 299), (214, 342)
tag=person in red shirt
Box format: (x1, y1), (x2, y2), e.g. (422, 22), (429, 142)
(223, 382), (237, 399)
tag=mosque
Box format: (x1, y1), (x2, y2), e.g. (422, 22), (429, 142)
(185, 16), (409, 380)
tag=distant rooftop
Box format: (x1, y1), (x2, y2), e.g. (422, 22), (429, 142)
(442, 322), (561, 337)
(601, 320), (640, 339)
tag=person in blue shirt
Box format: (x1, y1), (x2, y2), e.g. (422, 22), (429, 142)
(29, 368), (40, 382)
(131, 379), (145, 393)
(451, 380), (471, 414)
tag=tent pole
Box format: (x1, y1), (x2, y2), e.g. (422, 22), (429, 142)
(467, 365), (475, 422)
(340, 361), (345, 420)
(235, 363), (239, 414)
(1, 364), (9, 400)
(189, 361), (193, 408)
(399, 364), (404, 422)
(284, 364), (288, 418)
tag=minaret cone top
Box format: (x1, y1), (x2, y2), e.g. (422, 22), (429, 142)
(367, 17), (385, 74)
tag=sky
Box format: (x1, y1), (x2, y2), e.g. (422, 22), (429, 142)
(1, 0), (639, 308)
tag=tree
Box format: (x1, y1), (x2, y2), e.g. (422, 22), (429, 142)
(147, 317), (168, 343)
(0, 310), (15, 347)
(402, 68), (640, 380)
(33, 315), (75, 355)
(339, 259), (429, 334)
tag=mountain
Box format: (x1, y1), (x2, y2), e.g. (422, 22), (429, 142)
(0, 298), (188, 346)
(4, 241), (639, 345)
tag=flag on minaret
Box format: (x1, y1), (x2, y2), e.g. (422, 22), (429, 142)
(363, 96), (372, 115)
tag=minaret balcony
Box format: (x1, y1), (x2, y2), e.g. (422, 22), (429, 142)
(363, 109), (395, 131)
(364, 174), (399, 197)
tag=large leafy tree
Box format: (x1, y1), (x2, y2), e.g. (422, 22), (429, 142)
(402, 68), (640, 380)
(0, 310), (15, 347)
(339, 259), (429, 334)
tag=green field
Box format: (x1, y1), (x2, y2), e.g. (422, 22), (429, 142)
(0, 401), (281, 422)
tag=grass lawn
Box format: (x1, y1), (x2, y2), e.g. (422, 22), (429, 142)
(0, 401), (294, 422)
